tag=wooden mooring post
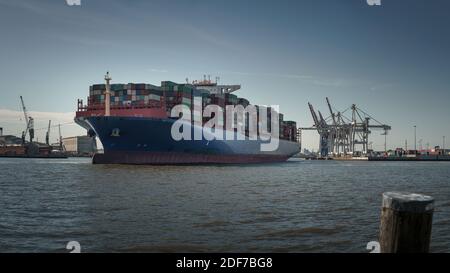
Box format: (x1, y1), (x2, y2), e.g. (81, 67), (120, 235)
(379, 192), (435, 253)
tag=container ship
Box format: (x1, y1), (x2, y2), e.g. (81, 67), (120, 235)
(75, 73), (301, 164)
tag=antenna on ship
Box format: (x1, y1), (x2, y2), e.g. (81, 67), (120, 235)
(104, 71), (112, 117)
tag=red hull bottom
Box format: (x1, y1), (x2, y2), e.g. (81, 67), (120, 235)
(93, 151), (291, 165)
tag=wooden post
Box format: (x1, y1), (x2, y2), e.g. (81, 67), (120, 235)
(379, 192), (434, 253)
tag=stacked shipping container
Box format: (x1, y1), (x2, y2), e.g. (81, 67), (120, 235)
(89, 83), (163, 108)
(86, 81), (297, 141)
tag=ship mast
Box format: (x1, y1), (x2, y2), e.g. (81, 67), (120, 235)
(105, 71), (112, 116)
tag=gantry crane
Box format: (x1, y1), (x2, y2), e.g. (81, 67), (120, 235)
(302, 103), (331, 156)
(299, 98), (391, 157)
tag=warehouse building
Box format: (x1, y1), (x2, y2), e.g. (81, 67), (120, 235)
(62, 136), (97, 156)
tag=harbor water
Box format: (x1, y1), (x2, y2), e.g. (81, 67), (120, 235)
(1, 158), (449, 253)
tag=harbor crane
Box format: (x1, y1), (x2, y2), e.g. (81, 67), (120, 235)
(20, 96), (34, 144)
(58, 124), (65, 152)
(299, 98), (391, 157)
(45, 120), (51, 146)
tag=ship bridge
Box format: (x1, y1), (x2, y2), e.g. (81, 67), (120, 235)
(191, 76), (241, 95)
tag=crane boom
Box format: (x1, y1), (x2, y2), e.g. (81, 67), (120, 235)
(308, 103), (320, 128)
(19, 96), (34, 143)
(367, 124), (392, 130)
(326, 97), (337, 125)
(318, 110), (326, 126)
(20, 96), (29, 136)
(46, 120), (51, 145)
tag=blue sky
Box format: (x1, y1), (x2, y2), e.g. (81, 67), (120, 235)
(0, 0), (449, 150)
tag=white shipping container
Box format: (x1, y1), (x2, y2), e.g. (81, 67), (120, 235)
(149, 94), (161, 101)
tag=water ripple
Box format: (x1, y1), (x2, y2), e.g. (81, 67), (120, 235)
(1, 158), (450, 252)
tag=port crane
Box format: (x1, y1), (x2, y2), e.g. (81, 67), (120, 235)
(45, 120), (51, 145)
(299, 98), (391, 157)
(303, 102), (331, 156)
(58, 124), (65, 152)
(20, 96), (34, 144)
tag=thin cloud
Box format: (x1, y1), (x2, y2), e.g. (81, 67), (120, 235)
(0, 0), (51, 16)
(150, 68), (169, 73)
(311, 78), (348, 88)
(0, 108), (84, 142)
(0, 108), (75, 123)
(178, 24), (244, 53)
(370, 83), (394, 91)
(220, 71), (355, 87)
(222, 71), (312, 80)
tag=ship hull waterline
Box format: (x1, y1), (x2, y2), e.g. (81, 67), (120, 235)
(92, 151), (292, 165)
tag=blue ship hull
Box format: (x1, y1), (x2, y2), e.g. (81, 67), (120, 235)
(80, 116), (300, 164)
